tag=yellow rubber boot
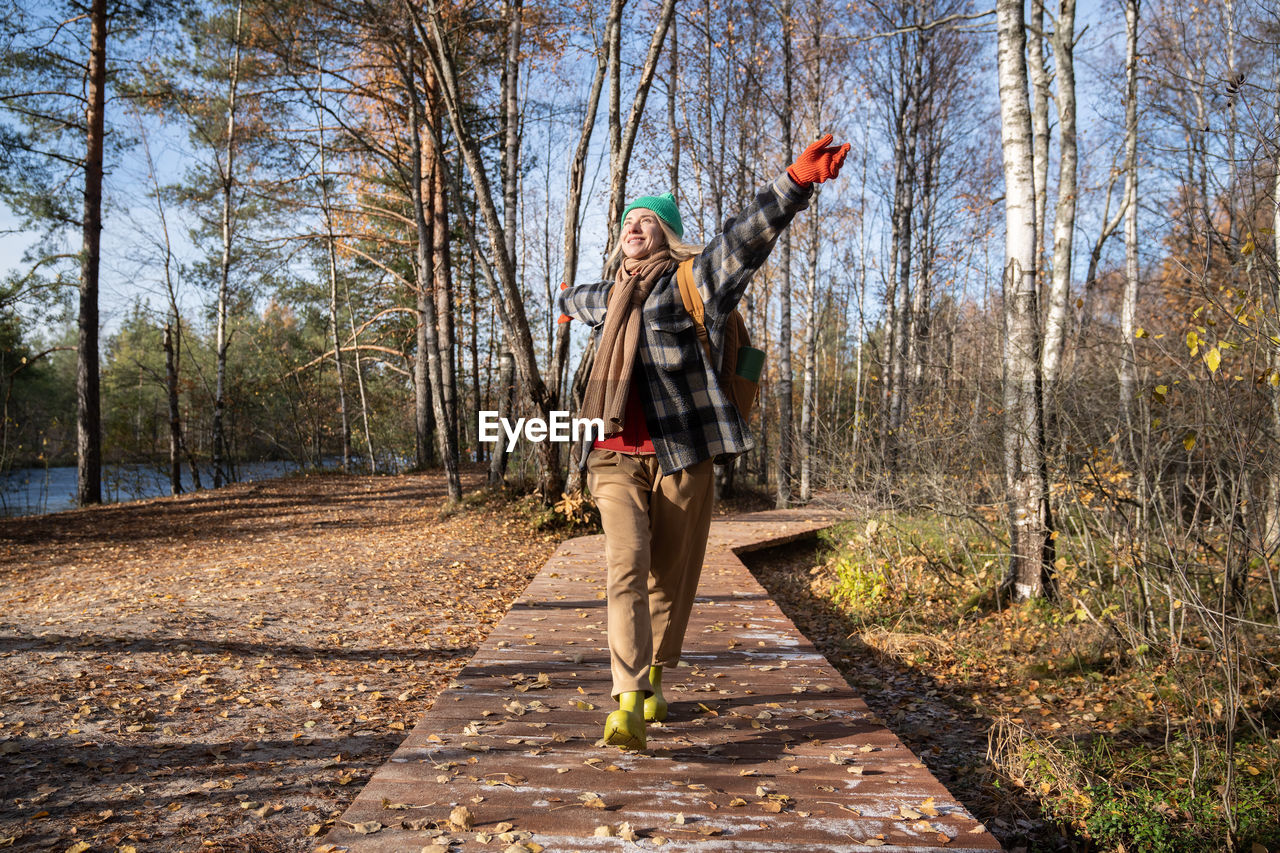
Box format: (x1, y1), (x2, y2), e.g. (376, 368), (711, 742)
(603, 691), (646, 750)
(644, 665), (668, 722)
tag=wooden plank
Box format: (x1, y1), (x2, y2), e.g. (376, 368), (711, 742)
(321, 513), (1002, 852)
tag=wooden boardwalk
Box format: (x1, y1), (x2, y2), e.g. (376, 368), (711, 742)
(321, 511), (1002, 852)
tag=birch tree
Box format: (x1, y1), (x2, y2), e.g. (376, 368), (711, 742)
(995, 0), (1055, 601)
(776, 0), (797, 508)
(1118, 0), (1140, 416)
(210, 0), (244, 488)
(1040, 0), (1078, 387)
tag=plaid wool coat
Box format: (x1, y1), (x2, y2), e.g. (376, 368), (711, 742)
(560, 172), (813, 474)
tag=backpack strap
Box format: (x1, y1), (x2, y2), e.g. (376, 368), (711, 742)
(676, 258), (713, 362)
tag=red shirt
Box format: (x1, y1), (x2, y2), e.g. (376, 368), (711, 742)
(594, 376), (656, 455)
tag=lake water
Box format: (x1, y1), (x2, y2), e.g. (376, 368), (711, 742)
(0, 460), (341, 517)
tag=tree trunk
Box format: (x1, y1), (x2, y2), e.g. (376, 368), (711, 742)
(1041, 0), (1077, 387)
(485, 0), (523, 488)
(211, 0), (244, 490)
(317, 87), (350, 471)
(414, 291), (435, 470)
(489, 352), (515, 486)
(1267, 81), (1280, 550)
(1029, 0), (1050, 280)
(891, 32), (923, 438)
(775, 0), (795, 509)
(163, 325), (183, 494)
(996, 0), (1055, 601)
(667, 13), (679, 193)
(343, 275), (377, 474)
(799, 216), (819, 503)
(881, 30), (918, 467)
(433, 140), (458, 460)
(468, 261), (483, 465)
(908, 138), (938, 391)
(880, 103), (907, 464)
(76, 0), (108, 507)
(1119, 0), (1139, 416)
(406, 35), (462, 503)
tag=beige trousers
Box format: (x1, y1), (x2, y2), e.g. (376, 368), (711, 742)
(586, 449), (715, 699)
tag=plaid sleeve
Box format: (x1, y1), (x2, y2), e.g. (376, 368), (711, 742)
(692, 171), (813, 324)
(559, 279), (613, 327)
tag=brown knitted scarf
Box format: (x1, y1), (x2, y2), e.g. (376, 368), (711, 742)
(580, 251), (676, 436)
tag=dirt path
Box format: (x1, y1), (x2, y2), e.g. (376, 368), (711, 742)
(0, 470), (561, 852)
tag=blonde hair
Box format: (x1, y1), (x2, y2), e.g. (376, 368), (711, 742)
(603, 217), (703, 277)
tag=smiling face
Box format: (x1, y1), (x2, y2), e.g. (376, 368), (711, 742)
(619, 208), (668, 260)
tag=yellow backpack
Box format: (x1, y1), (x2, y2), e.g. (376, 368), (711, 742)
(675, 258), (765, 424)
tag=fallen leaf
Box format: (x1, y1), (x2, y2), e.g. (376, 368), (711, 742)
(350, 820), (383, 834)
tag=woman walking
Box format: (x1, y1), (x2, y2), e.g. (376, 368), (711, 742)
(559, 135), (849, 750)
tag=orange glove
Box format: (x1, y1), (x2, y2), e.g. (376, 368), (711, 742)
(787, 133), (850, 186)
(557, 282), (572, 324)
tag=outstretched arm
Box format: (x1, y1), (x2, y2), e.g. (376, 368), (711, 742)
(697, 133), (850, 321)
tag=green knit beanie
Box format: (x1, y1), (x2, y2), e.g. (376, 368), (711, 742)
(620, 192), (683, 239)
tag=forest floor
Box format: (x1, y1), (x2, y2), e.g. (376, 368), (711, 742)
(0, 467), (573, 852)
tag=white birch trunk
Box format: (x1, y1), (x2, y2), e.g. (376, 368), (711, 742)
(1041, 0), (1077, 387)
(996, 0), (1055, 601)
(211, 0), (243, 489)
(1119, 0), (1139, 415)
(776, 0), (795, 509)
(1029, 0), (1051, 278)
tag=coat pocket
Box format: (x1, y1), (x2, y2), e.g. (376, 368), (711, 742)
(646, 311), (700, 373)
